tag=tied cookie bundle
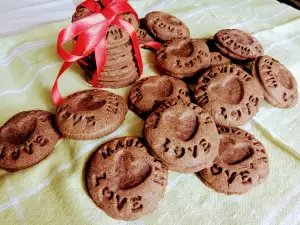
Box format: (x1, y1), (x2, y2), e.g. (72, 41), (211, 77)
(1, 6), (299, 223)
(51, 0), (144, 106)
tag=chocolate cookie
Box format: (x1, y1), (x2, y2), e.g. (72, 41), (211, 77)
(144, 100), (220, 173)
(194, 64), (264, 126)
(118, 12), (140, 30)
(106, 25), (130, 48)
(128, 75), (190, 118)
(86, 136), (168, 220)
(252, 56), (298, 108)
(198, 126), (269, 195)
(156, 39), (211, 78)
(137, 28), (155, 45)
(145, 11), (190, 41)
(214, 29), (264, 61)
(0, 111), (60, 171)
(210, 52), (231, 67)
(55, 90), (127, 140)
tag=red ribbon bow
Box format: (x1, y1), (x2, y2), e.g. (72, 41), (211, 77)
(52, 0), (143, 106)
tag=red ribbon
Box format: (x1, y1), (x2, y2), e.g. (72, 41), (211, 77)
(52, 0), (143, 106)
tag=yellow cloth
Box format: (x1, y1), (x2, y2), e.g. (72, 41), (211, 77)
(0, 0), (300, 224)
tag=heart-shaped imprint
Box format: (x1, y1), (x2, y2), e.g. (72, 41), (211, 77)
(1, 116), (36, 145)
(77, 95), (106, 111)
(116, 151), (151, 190)
(171, 40), (194, 57)
(144, 78), (174, 100)
(219, 137), (253, 165)
(210, 76), (244, 105)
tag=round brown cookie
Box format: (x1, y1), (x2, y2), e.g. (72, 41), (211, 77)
(137, 28), (155, 45)
(145, 11), (190, 41)
(215, 42), (249, 61)
(198, 126), (269, 195)
(210, 52), (231, 67)
(214, 29), (264, 61)
(156, 39), (211, 79)
(144, 100), (220, 173)
(128, 75), (190, 118)
(0, 111), (60, 171)
(55, 90), (127, 140)
(118, 12), (140, 30)
(252, 56), (298, 108)
(86, 136), (168, 220)
(194, 64), (264, 126)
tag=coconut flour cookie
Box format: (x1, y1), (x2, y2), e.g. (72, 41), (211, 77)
(86, 137), (168, 220)
(144, 100), (220, 173)
(214, 29), (264, 61)
(144, 11), (190, 41)
(128, 75), (190, 118)
(156, 39), (211, 78)
(55, 90), (127, 140)
(198, 126), (269, 195)
(252, 55), (298, 108)
(0, 111), (60, 171)
(194, 64), (264, 126)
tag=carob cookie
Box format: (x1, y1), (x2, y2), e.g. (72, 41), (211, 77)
(252, 55), (298, 108)
(145, 11), (190, 41)
(156, 39), (211, 79)
(198, 126), (269, 195)
(209, 52), (231, 67)
(0, 111), (60, 171)
(55, 90), (127, 140)
(214, 29), (264, 61)
(194, 64), (264, 126)
(144, 100), (220, 173)
(86, 136), (168, 220)
(128, 75), (190, 118)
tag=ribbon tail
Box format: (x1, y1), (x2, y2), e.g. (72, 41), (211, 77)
(52, 61), (72, 106)
(115, 19), (143, 77)
(140, 41), (162, 51)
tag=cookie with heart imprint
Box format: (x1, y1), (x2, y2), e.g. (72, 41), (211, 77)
(156, 38), (211, 79)
(214, 29), (264, 61)
(85, 136), (168, 221)
(194, 64), (264, 126)
(0, 110), (60, 171)
(128, 75), (191, 118)
(198, 126), (269, 195)
(144, 11), (190, 41)
(55, 90), (127, 140)
(252, 55), (298, 108)
(144, 100), (220, 173)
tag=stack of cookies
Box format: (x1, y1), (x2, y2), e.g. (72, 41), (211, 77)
(72, 5), (140, 88)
